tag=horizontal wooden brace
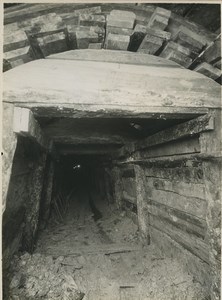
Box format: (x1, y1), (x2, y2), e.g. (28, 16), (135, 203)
(115, 152), (222, 166)
(118, 114), (214, 158)
(13, 106), (50, 149)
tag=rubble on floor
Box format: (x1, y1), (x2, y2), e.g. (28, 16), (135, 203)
(7, 191), (208, 299)
(8, 252), (84, 300)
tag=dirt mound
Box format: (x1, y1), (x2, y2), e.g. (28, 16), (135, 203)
(8, 252), (84, 300)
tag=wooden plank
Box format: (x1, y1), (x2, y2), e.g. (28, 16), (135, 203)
(3, 58), (220, 109)
(145, 166), (204, 184)
(18, 13), (64, 33)
(149, 215), (209, 263)
(147, 188), (207, 220)
(4, 4), (101, 24)
(159, 41), (193, 68)
(202, 38), (221, 64)
(47, 49), (182, 68)
(194, 62), (221, 80)
(9, 103), (209, 120)
(138, 34), (164, 55)
(107, 10), (136, 29)
(3, 46), (34, 67)
(146, 177), (206, 200)
(88, 43), (102, 49)
(147, 200), (206, 239)
(149, 226), (210, 287)
(79, 14), (105, 27)
(167, 13), (216, 46)
(112, 167), (123, 209)
(76, 29), (99, 49)
(148, 199), (206, 229)
(139, 137), (200, 159)
(106, 33), (130, 51)
(202, 160), (221, 299)
(13, 107), (49, 149)
(134, 165), (150, 244)
(134, 114), (214, 152)
(148, 7), (171, 31)
(173, 25), (208, 52)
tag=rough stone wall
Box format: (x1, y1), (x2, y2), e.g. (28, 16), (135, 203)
(2, 137), (47, 269)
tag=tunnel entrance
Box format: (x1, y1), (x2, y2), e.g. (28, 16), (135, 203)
(3, 115), (214, 300)
(2, 50), (221, 300)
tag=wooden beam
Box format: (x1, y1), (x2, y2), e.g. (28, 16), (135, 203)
(4, 58), (220, 109)
(119, 114), (214, 158)
(10, 103), (209, 120)
(134, 165), (150, 245)
(13, 107), (49, 149)
(136, 114), (214, 151)
(47, 49), (182, 68)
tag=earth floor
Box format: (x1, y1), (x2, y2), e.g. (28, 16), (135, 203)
(7, 189), (206, 300)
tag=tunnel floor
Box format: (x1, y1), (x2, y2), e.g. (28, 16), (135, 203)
(8, 190), (206, 300)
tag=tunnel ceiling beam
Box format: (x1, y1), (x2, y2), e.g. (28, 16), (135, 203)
(4, 57), (221, 112)
(56, 144), (120, 155)
(53, 136), (125, 145)
(12, 104), (209, 120)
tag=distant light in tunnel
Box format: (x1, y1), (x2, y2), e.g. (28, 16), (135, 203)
(129, 122), (142, 130)
(73, 164), (81, 170)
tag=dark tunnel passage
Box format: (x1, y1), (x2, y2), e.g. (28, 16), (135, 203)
(51, 155), (112, 224)
(3, 113), (220, 300)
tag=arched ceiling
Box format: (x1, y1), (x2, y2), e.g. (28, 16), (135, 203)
(3, 3), (221, 84)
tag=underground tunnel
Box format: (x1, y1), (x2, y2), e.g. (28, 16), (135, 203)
(2, 3), (221, 300)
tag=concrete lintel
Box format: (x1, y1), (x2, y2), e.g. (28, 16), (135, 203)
(13, 106), (50, 149)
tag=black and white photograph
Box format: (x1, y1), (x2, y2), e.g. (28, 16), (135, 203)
(1, 1), (221, 299)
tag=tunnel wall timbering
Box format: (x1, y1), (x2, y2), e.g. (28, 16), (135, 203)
(2, 107), (221, 300)
(2, 137), (55, 270)
(111, 111), (221, 300)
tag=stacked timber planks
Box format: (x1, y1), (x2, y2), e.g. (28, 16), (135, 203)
(145, 158), (209, 264)
(137, 7), (171, 55)
(63, 6), (106, 49)
(3, 3), (220, 83)
(105, 10), (136, 51)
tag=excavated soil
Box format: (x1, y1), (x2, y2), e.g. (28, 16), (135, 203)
(7, 190), (206, 300)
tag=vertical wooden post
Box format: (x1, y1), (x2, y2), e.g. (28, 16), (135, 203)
(104, 167), (112, 205)
(39, 156), (55, 227)
(203, 159), (221, 300)
(134, 164), (150, 245)
(200, 109), (221, 300)
(112, 166), (123, 209)
(23, 153), (46, 252)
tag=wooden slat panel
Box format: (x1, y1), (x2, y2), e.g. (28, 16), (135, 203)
(147, 188), (207, 219)
(135, 114), (214, 151)
(140, 137), (200, 159)
(149, 214), (209, 263)
(145, 166), (204, 183)
(146, 177), (205, 200)
(147, 200), (206, 239)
